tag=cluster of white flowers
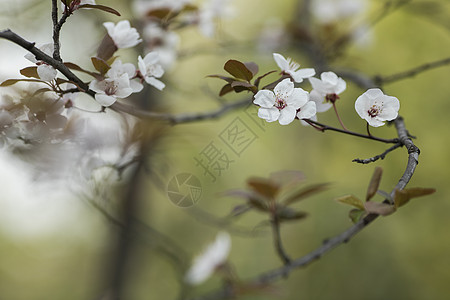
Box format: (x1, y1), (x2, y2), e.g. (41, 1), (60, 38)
(253, 53), (400, 127)
(88, 21), (166, 107)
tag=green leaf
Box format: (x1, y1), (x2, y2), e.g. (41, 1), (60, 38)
(282, 183), (330, 206)
(349, 209), (366, 224)
(364, 201), (396, 216)
(335, 194), (365, 210)
(91, 57), (110, 76)
(20, 66), (40, 79)
(219, 84), (234, 96)
(224, 60), (254, 81)
(0, 78), (45, 87)
(394, 187), (436, 208)
(366, 166), (383, 201)
(78, 4), (121, 16)
(247, 177), (280, 200)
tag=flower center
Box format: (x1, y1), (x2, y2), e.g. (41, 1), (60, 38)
(325, 93), (339, 104)
(275, 95), (287, 110)
(367, 105), (381, 118)
(104, 82), (118, 96)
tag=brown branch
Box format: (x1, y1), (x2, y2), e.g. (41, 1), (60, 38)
(186, 116), (420, 300)
(352, 142), (403, 164)
(375, 56), (450, 85)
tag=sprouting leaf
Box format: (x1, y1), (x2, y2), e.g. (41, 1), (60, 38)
(394, 187), (436, 208)
(224, 60), (254, 81)
(349, 209), (366, 224)
(364, 201), (396, 216)
(247, 177), (280, 200)
(335, 194), (365, 210)
(78, 4), (121, 16)
(20, 66), (40, 79)
(228, 204), (251, 218)
(64, 62), (100, 78)
(282, 183), (330, 206)
(224, 189), (270, 212)
(219, 84), (233, 96)
(276, 206), (308, 221)
(243, 62), (259, 77)
(231, 81), (257, 93)
(0, 78), (45, 87)
(91, 57), (110, 76)
(366, 166), (383, 201)
(206, 74), (235, 83)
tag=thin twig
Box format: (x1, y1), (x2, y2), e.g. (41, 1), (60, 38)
(186, 116), (420, 300)
(352, 143), (403, 164)
(271, 218), (291, 265)
(304, 119), (399, 144)
(376, 56), (450, 85)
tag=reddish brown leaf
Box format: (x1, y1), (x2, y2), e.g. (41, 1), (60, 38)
(91, 57), (110, 76)
(20, 66), (40, 79)
(219, 84), (234, 96)
(366, 166), (383, 201)
(224, 59), (254, 81)
(78, 4), (121, 16)
(247, 177), (280, 200)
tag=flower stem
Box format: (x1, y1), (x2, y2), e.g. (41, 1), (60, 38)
(366, 122), (372, 137)
(333, 102), (348, 131)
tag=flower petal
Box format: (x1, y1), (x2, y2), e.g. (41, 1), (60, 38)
(253, 90), (275, 108)
(291, 68), (316, 82)
(278, 106), (296, 125)
(145, 77), (165, 90)
(286, 87), (308, 108)
(297, 101), (316, 119)
(273, 53), (289, 71)
(95, 94), (117, 107)
(274, 78), (294, 97)
(364, 88), (384, 100)
(258, 107), (280, 122)
(37, 65), (57, 81)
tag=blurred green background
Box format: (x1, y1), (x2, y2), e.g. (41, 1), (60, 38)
(0, 0), (449, 299)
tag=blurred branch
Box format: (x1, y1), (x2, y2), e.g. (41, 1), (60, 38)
(187, 116), (420, 300)
(375, 56), (450, 85)
(271, 218), (291, 265)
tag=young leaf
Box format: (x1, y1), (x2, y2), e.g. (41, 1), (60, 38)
(349, 209), (366, 224)
(366, 166), (383, 201)
(394, 187), (436, 208)
(282, 183), (330, 206)
(224, 60), (254, 81)
(247, 177), (280, 200)
(276, 206), (308, 221)
(231, 81), (257, 93)
(91, 57), (110, 76)
(206, 74), (235, 83)
(335, 194), (365, 210)
(364, 201), (396, 216)
(20, 66), (40, 79)
(0, 78), (45, 87)
(64, 62), (100, 78)
(78, 4), (121, 16)
(219, 84), (233, 96)
(244, 62), (259, 77)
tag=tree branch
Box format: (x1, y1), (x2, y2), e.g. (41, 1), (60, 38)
(187, 116), (420, 300)
(352, 142), (403, 164)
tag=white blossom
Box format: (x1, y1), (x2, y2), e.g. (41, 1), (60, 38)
(132, 0), (192, 17)
(103, 20), (142, 49)
(185, 232), (231, 285)
(143, 24), (180, 70)
(63, 0), (96, 11)
(355, 88), (400, 127)
(253, 78), (309, 125)
(138, 52), (165, 91)
(309, 71), (346, 112)
(273, 53), (315, 83)
(24, 43), (57, 81)
(107, 59), (143, 93)
(297, 101), (317, 120)
(89, 73), (133, 107)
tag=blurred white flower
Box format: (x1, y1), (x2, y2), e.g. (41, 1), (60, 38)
(309, 71), (346, 112)
(198, 0), (235, 37)
(89, 73), (133, 107)
(107, 59), (143, 93)
(253, 78), (309, 125)
(103, 20), (142, 49)
(257, 19), (288, 54)
(132, 0), (192, 17)
(143, 24), (179, 70)
(185, 232), (231, 285)
(355, 88), (400, 127)
(312, 0), (367, 24)
(24, 43), (57, 81)
(273, 53), (315, 83)
(138, 52), (165, 91)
